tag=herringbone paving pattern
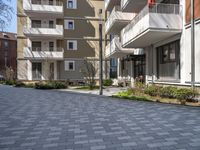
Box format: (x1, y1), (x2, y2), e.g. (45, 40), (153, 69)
(0, 85), (200, 150)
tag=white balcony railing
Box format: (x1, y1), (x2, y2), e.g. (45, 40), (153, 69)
(122, 3), (182, 48)
(24, 25), (63, 37)
(23, 0), (63, 14)
(105, 36), (134, 58)
(105, 6), (134, 34)
(24, 47), (64, 60)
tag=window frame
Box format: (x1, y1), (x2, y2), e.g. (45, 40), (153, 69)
(67, 40), (77, 50)
(65, 20), (75, 30)
(158, 40), (179, 64)
(67, 0), (77, 9)
(64, 61), (75, 71)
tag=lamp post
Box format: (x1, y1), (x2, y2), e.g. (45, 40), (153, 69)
(99, 9), (103, 95)
(191, 0), (195, 89)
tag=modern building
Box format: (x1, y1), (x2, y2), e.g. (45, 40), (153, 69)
(17, 0), (108, 81)
(105, 0), (200, 87)
(0, 32), (17, 76)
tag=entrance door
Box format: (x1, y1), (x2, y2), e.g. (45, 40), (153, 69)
(134, 55), (146, 82)
(32, 62), (42, 80)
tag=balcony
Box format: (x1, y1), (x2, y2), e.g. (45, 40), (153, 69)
(105, 36), (135, 58)
(122, 3), (182, 48)
(121, 0), (146, 13)
(24, 47), (64, 60)
(24, 24), (63, 38)
(23, 0), (63, 18)
(105, 6), (134, 35)
(105, 0), (120, 11)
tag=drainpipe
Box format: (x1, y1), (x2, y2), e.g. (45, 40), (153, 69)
(99, 9), (103, 95)
(191, 0), (195, 89)
(151, 45), (154, 84)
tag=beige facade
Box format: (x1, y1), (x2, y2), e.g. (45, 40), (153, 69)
(17, 0), (109, 81)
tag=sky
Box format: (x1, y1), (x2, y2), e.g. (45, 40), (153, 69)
(4, 0), (17, 33)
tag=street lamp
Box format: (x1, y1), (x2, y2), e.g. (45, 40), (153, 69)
(191, 0), (195, 89)
(99, 9), (103, 95)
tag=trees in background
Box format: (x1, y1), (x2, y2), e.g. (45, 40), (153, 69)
(0, 0), (14, 31)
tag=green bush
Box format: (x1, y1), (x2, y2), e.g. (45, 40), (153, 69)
(135, 81), (145, 89)
(173, 88), (196, 100)
(103, 79), (113, 86)
(35, 81), (67, 89)
(144, 85), (160, 96)
(159, 86), (178, 98)
(118, 90), (132, 98)
(5, 80), (16, 85)
(15, 81), (26, 87)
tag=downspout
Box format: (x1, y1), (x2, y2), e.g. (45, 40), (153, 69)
(151, 45), (154, 84)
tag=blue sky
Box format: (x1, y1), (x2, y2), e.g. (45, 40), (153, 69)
(4, 0), (17, 33)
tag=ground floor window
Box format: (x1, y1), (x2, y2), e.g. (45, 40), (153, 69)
(157, 40), (180, 81)
(64, 61), (75, 71)
(32, 62), (42, 80)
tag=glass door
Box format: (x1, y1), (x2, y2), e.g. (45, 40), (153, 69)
(32, 62), (42, 80)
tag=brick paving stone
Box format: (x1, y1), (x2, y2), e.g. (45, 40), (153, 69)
(0, 85), (200, 150)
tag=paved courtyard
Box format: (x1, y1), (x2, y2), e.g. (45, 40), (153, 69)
(0, 85), (200, 150)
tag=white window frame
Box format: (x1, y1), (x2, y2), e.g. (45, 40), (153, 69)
(64, 20), (75, 30)
(66, 0), (77, 9)
(65, 61), (75, 71)
(67, 40), (77, 50)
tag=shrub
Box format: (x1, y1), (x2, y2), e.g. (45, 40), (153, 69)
(173, 88), (196, 100)
(135, 81), (145, 89)
(144, 85), (160, 96)
(159, 86), (178, 98)
(15, 81), (26, 87)
(118, 90), (132, 98)
(5, 80), (16, 85)
(35, 81), (67, 89)
(103, 79), (113, 86)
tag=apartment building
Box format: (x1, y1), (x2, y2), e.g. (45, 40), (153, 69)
(0, 32), (17, 76)
(17, 0), (108, 81)
(105, 0), (200, 87)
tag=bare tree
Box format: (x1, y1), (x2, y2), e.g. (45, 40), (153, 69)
(0, 0), (14, 31)
(80, 59), (98, 90)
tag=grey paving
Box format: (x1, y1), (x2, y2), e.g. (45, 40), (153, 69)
(0, 85), (200, 150)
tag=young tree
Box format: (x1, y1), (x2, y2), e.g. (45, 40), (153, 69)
(80, 59), (98, 90)
(0, 0), (14, 31)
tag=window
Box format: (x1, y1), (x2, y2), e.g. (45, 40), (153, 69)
(49, 21), (54, 28)
(49, 0), (53, 5)
(32, 0), (41, 4)
(65, 20), (74, 29)
(4, 41), (8, 48)
(67, 40), (77, 50)
(65, 61), (75, 71)
(32, 20), (41, 28)
(157, 40), (179, 64)
(67, 0), (77, 9)
(49, 42), (54, 51)
(32, 41), (41, 51)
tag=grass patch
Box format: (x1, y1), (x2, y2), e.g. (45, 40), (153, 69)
(113, 86), (200, 107)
